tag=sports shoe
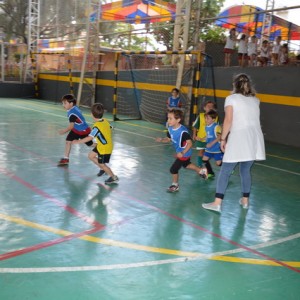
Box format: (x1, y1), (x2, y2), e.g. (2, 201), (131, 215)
(167, 184), (179, 193)
(199, 167), (208, 179)
(97, 170), (105, 177)
(57, 158), (69, 166)
(104, 175), (119, 185)
(202, 202), (221, 213)
(239, 198), (249, 209)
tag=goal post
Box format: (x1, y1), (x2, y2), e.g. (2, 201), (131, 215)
(31, 52), (74, 99)
(112, 50), (203, 124)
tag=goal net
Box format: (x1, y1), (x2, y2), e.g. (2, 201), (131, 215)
(113, 51), (203, 124)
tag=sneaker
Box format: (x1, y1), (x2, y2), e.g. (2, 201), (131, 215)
(167, 184), (179, 193)
(199, 167), (208, 179)
(239, 198), (249, 209)
(202, 202), (221, 213)
(104, 175), (119, 185)
(57, 158), (69, 166)
(97, 170), (105, 177)
(207, 173), (215, 179)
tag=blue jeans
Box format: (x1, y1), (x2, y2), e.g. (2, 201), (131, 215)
(215, 161), (254, 199)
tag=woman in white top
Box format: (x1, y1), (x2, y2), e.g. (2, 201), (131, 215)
(202, 73), (265, 213)
(224, 28), (237, 67)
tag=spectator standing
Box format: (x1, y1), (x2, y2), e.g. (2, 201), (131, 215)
(247, 35), (258, 66)
(271, 36), (282, 66)
(237, 33), (248, 67)
(224, 28), (237, 67)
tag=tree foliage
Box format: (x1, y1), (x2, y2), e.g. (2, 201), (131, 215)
(0, 0), (28, 43)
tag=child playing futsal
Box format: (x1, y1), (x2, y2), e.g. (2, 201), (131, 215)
(72, 103), (119, 185)
(192, 100), (217, 168)
(156, 108), (202, 192)
(57, 94), (93, 166)
(201, 110), (223, 179)
(166, 88), (182, 109)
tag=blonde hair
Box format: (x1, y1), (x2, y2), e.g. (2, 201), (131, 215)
(232, 73), (256, 96)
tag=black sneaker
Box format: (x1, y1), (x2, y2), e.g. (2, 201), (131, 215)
(105, 175), (119, 185)
(97, 170), (105, 177)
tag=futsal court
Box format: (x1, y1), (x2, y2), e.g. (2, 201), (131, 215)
(0, 98), (299, 299)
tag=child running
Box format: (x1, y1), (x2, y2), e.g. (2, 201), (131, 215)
(72, 103), (118, 185)
(201, 110), (223, 179)
(192, 100), (217, 168)
(166, 88), (182, 109)
(156, 109), (202, 192)
(57, 94), (94, 167)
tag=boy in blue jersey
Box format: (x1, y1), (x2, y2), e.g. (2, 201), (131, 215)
(72, 103), (118, 185)
(156, 109), (202, 192)
(57, 94), (94, 167)
(166, 88), (182, 109)
(201, 110), (223, 179)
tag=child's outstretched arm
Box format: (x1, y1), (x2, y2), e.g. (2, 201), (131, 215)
(156, 137), (171, 143)
(58, 122), (74, 135)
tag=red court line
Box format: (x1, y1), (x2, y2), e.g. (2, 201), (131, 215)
(0, 225), (103, 261)
(0, 167), (102, 228)
(4, 141), (111, 191)
(114, 190), (300, 274)
(3, 141), (299, 273)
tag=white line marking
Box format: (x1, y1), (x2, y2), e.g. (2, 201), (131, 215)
(256, 163), (300, 176)
(1, 232), (299, 273)
(9, 104), (66, 119)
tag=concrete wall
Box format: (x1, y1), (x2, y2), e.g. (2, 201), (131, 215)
(37, 66), (300, 148)
(0, 83), (35, 98)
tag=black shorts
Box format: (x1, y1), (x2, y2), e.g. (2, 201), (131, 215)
(66, 130), (93, 146)
(170, 158), (191, 174)
(92, 147), (111, 164)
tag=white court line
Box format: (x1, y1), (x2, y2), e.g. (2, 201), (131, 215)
(1, 232), (300, 273)
(256, 163), (300, 176)
(9, 104), (66, 119)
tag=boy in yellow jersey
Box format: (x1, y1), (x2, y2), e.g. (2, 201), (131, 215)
(72, 103), (118, 184)
(192, 100), (217, 167)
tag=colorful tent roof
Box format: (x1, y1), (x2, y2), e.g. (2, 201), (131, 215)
(215, 5), (300, 41)
(100, 0), (176, 24)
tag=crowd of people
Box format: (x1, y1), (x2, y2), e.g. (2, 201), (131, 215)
(57, 73), (266, 213)
(224, 28), (290, 67)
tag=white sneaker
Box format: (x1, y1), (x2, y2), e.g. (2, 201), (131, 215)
(239, 198), (249, 209)
(202, 203), (221, 213)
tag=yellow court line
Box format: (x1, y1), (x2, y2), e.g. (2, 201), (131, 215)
(1, 213), (299, 268)
(266, 154), (300, 163)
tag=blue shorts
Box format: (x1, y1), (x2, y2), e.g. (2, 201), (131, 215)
(203, 151), (223, 162)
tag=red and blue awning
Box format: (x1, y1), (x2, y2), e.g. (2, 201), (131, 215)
(100, 0), (176, 24)
(215, 5), (300, 41)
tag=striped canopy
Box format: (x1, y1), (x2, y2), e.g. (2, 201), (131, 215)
(215, 5), (300, 41)
(99, 0), (176, 24)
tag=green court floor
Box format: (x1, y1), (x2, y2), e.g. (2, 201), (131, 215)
(0, 99), (299, 300)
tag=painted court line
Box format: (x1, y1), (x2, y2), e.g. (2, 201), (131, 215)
(0, 167), (101, 227)
(97, 177), (300, 273)
(0, 225), (103, 262)
(1, 143), (299, 272)
(256, 163), (300, 176)
(0, 212), (299, 270)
